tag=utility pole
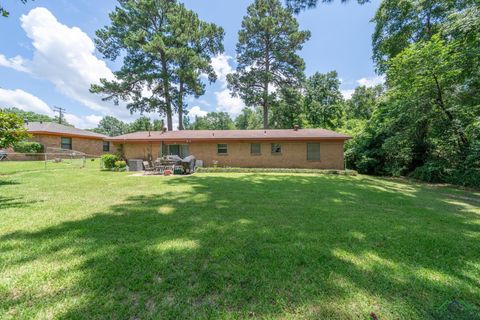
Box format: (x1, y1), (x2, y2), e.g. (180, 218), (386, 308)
(53, 106), (66, 124)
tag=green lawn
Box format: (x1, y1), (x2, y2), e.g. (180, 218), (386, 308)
(1, 162), (479, 319)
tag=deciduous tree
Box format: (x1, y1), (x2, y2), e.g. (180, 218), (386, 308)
(303, 71), (344, 129)
(0, 110), (30, 148)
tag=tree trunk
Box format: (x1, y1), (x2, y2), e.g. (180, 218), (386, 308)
(263, 103), (269, 129)
(160, 52), (173, 131)
(178, 81), (184, 130)
(432, 74), (468, 148)
(166, 111), (173, 131)
(263, 37), (270, 129)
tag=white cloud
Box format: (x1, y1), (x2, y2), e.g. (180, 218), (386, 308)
(64, 113), (102, 129)
(0, 54), (29, 72)
(0, 87), (103, 129)
(209, 54), (245, 118)
(210, 54), (233, 88)
(215, 90), (245, 117)
(0, 7), (134, 120)
(357, 75), (385, 88)
(0, 88), (54, 116)
(188, 106), (208, 118)
(341, 89), (355, 99)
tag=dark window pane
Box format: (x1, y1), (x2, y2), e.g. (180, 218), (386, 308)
(168, 145), (189, 158)
(251, 143), (261, 155)
(307, 143), (320, 161)
(271, 143), (282, 154)
(103, 141), (110, 152)
(168, 145), (180, 156)
(217, 144), (228, 154)
(180, 145), (190, 158)
(61, 137), (72, 150)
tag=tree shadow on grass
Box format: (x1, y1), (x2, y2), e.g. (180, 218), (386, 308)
(0, 179), (40, 211)
(0, 196), (41, 211)
(1, 174), (479, 319)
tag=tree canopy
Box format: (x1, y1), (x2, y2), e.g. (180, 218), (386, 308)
(187, 112), (235, 130)
(227, 0), (310, 129)
(285, 0), (369, 13)
(0, 110), (30, 149)
(91, 0), (224, 131)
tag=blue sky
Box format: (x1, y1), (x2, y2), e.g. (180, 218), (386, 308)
(0, 0), (382, 128)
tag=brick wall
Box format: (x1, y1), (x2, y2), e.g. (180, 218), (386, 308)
(30, 134), (107, 156)
(117, 140), (345, 170)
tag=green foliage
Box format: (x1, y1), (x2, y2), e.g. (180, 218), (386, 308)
(91, 0), (224, 131)
(129, 117), (154, 133)
(372, 0), (476, 73)
(2, 107), (71, 126)
(235, 108), (263, 130)
(286, 0), (370, 13)
(270, 88), (306, 129)
(344, 85), (383, 120)
(196, 167), (356, 175)
(0, 110), (30, 149)
(346, 1), (480, 187)
(0, 0), (30, 18)
(188, 112), (235, 130)
(227, 0), (310, 128)
(114, 160), (127, 171)
(101, 154), (120, 170)
(303, 71), (344, 129)
(409, 163), (446, 183)
(13, 141), (44, 154)
(91, 116), (129, 137)
(92, 116), (167, 136)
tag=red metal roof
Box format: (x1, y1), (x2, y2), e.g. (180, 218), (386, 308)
(107, 129), (351, 142)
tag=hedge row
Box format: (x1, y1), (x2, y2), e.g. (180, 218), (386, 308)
(196, 167), (357, 175)
(13, 142), (44, 153)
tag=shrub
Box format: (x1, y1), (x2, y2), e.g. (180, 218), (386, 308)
(13, 141), (44, 153)
(114, 160), (127, 171)
(195, 167), (357, 175)
(409, 163), (445, 183)
(101, 154), (120, 170)
(355, 156), (379, 174)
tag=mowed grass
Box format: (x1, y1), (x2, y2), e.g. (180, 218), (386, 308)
(0, 162), (479, 319)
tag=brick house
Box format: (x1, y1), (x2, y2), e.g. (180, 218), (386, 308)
(108, 128), (351, 170)
(25, 122), (110, 156)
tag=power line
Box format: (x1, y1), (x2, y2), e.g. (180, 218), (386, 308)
(53, 106), (66, 124)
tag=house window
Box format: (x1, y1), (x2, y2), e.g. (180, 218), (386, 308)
(167, 144), (189, 158)
(217, 144), (228, 155)
(271, 143), (282, 155)
(251, 143), (261, 155)
(307, 143), (321, 161)
(103, 141), (110, 152)
(61, 137), (72, 150)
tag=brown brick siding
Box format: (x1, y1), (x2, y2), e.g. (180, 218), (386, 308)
(30, 134), (107, 156)
(117, 140), (345, 170)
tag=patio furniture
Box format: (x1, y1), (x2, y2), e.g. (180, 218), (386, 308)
(154, 164), (175, 175)
(143, 161), (155, 174)
(181, 155), (196, 174)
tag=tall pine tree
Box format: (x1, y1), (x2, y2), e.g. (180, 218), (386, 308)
(227, 0), (310, 129)
(90, 0), (223, 131)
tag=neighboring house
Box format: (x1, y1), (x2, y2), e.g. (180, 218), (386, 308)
(24, 122), (110, 156)
(108, 128), (351, 170)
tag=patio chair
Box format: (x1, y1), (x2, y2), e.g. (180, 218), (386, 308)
(0, 150), (7, 161)
(143, 161), (155, 174)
